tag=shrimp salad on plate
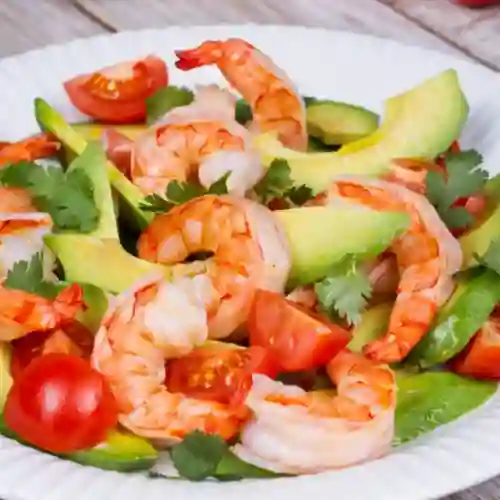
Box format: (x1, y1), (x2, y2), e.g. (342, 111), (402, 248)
(0, 37), (499, 481)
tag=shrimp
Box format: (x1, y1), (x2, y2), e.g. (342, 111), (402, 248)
(131, 85), (263, 196)
(0, 134), (60, 167)
(0, 187), (53, 278)
(384, 158), (443, 194)
(175, 39), (308, 151)
(323, 177), (462, 363)
(232, 349), (396, 474)
(92, 272), (248, 443)
(137, 195), (291, 339)
(0, 283), (84, 341)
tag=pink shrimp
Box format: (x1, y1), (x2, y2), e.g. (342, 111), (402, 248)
(131, 85), (263, 196)
(0, 283), (84, 341)
(324, 177), (462, 363)
(92, 272), (249, 443)
(233, 349), (396, 474)
(137, 195), (291, 339)
(175, 39), (308, 151)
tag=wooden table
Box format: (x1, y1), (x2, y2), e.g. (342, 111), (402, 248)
(1, 0), (500, 498)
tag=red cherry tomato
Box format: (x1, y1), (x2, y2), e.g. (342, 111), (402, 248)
(102, 128), (133, 178)
(449, 315), (500, 379)
(11, 321), (94, 380)
(4, 353), (118, 453)
(165, 345), (278, 407)
(64, 56), (168, 123)
(249, 290), (351, 372)
(0, 134), (60, 167)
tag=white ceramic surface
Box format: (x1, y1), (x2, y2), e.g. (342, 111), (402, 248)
(1, 25), (500, 500)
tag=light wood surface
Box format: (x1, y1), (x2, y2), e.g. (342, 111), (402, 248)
(1, 0), (500, 498)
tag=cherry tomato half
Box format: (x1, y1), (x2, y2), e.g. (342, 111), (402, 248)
(249, 290), (351, 372)
(0, 134), (60, 167)
(449, 316), (500, 380)
(4, 353), (118, 454)
(11, 320), (94, 380)
(102, 128), (133, 178)
(64, 56), (168, 123)
(165, 345), (278, 407)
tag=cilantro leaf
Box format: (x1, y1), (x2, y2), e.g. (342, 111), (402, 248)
(315, 256), (372, 325)
(0, 160), (99, 233)
(426, 149), (488, 230)
(4, 254), (59, 299)
(286, 184), (314, 206)
(168, 431), (285, 481)
(146, 86), (194, 124)
(254, 158), (293, 204)
(139, 174), (230, 214)
(475, 239), (500, 276)
(234, 99), (253, 125)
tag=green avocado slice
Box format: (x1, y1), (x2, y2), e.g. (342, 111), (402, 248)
(406, 269), (500, 369)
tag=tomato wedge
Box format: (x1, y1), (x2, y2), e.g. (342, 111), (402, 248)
(249, 290), (351, 372)
(165, 345), (278, 407)
(64, 56), (168, 123)
(5, 353), (118, 453)
(449, 315), (500, 380)
(102, 128), (134, 178)
(0, 134), (60, 167)
(11, 320), (94, 380)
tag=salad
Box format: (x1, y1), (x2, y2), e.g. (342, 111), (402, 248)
(0, 37), (499, 481)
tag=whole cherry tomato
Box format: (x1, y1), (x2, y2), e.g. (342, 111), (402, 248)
(4, 353), (118, 453)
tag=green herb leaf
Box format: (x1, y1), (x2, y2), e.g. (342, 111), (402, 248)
(254, 158), (293, 204)
(475, 239), (500, 276)
(146, 86), (195, 125)
(315, 256), (372, 325)
(286, 184), (315, 206)
(167, 431), (284, 481)
(169, 431), (227, 481)
(139, 174), (230, 214)
(426, 149), (488, 230)
(4, 254), (59, 299)
(234, 99), (253, 125)
(0, 159), (99, 233)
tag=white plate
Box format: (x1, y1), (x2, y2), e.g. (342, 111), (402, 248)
(1, 24), (500, 500)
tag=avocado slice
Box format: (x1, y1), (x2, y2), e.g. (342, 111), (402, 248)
(306, 100), (379, 146)
(254, 69), (468, 192)
(460, 175), (500, 267)
(348, 302), (392, 353)
(73, 123), (147, 142)
(406, 268), (500, 369)
(34, 98), (152, 231)
(45, 235), (170, 294)
(275, 206), (410, 287)
(65, 141), (119, 240)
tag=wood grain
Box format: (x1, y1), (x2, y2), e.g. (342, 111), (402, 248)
(380, 0), (500, 70)
(75, 0), (469, 59)
(0, 0), (108, 58)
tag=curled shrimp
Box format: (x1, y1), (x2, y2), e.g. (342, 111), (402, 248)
(324, 177), (462, 363)
(175, 39), (308, 151)
(0, 187), (53, 278)
(0, 134), (60, 167)
(131, 85), (263, 196)
(233, 349), (396, 474)
(137, 194), (291, 339)
(92, 272), (248, 443)
(0, 283), (84, 341)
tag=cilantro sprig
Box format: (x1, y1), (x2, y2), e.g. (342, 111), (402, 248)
(139, 173), (230, 214)
(426, 149), (488, 230)
(158, 431), (285, 481)
(253, 158), (314, 207)
(4, 253), (59, 299)
(315, 255), (372, 325)
(0, 160), (99, 233)
(146, 86), (195, 125)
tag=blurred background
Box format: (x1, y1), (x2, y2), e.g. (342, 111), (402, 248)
(0, 0), (499, 71)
